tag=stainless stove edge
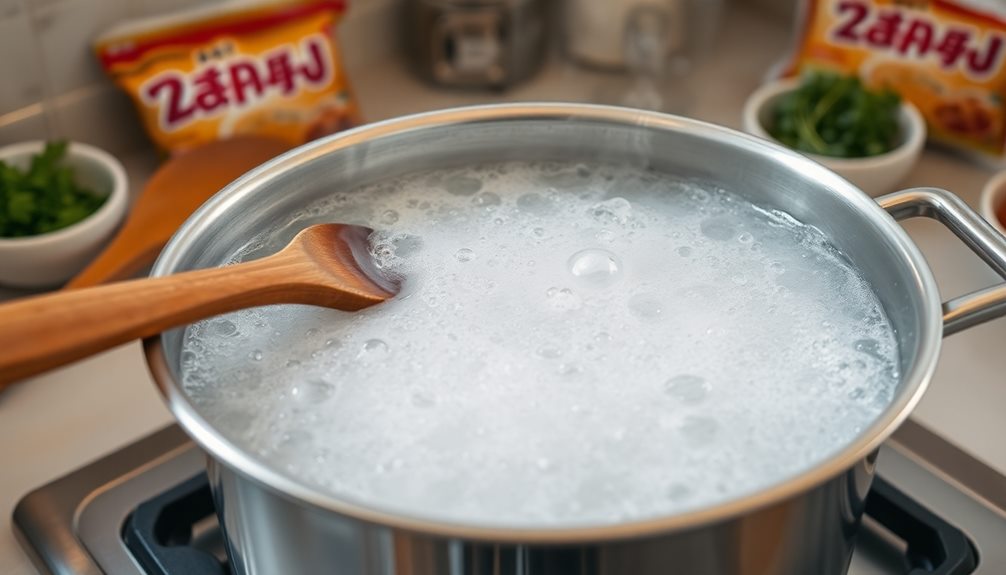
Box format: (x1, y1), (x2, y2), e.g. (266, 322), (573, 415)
(890, 418), (1006, 516)
(12, 426), (193, 575)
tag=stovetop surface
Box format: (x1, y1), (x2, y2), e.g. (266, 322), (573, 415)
(12, 420), (1006, 575)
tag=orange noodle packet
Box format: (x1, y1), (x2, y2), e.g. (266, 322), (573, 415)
(777, 0), (1006, 165)
(95, 0), (360, 154)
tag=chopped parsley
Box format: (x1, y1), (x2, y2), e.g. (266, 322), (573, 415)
(0, 141), (107, 238)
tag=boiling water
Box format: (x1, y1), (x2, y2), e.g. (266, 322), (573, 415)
(181, 161), (900, 527)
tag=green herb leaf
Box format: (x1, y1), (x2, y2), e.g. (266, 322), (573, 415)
(0, 141), (108, 238)
(769, 71), (901, 159)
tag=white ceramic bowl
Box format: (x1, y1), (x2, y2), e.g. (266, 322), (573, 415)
(742, 78), (926, 197)
(0, 141), (128, 288)
(980, 170), (1006, 237)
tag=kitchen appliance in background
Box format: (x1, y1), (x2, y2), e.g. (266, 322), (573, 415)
(13, 420), (1004, 574)
(406, 0), (548, 90)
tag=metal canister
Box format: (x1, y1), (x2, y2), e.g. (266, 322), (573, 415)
(405, 0), (548, 89)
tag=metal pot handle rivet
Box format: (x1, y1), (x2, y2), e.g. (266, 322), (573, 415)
(877, 187), (1006, 336)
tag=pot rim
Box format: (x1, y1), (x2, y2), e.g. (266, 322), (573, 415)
(144, 102), (943, 544)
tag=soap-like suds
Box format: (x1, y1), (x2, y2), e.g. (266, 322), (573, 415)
(181, 161), (900, 527)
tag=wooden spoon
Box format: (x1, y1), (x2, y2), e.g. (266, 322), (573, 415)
(0, 224), (396, 390)
(65, 136), (292, 289)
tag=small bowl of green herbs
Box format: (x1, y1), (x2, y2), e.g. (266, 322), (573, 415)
(0, 141), (128, 288)
(743, 72), (925, 197)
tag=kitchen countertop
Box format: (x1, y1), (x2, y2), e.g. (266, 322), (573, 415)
(2, 4), (1004, 574)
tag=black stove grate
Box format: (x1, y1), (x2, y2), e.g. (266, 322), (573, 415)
(123, 474), (227, 575)
(121, 474), (977, 575)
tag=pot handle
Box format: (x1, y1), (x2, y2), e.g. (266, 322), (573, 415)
(876, 187), (1006, 336)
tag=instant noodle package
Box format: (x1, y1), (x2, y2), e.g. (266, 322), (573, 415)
(779, 0), (1006, 164)
(95, 0), (360, 154)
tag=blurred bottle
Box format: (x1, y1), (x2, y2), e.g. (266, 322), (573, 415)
(566, 0), (723, 112)
(564, 0), (676, 70)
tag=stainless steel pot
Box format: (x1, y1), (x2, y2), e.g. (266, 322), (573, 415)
(144, 104), (1006, 575)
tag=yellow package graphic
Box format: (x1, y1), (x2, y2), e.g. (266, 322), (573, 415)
(780, 0), (1006, 163)
(95, 0), (360, 154)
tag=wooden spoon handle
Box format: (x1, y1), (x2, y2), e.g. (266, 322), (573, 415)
(0, 252), (328, 390)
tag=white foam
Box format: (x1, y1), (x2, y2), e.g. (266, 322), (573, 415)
(181, 161), (900, 527)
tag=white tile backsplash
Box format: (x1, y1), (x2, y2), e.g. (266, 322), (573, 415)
(0, 0), (45, 116)
(0, 0), (23, 18)
(50, 84), (148, 153)
(29, 0), (138, 95)
(0, 106), (47, 146)
(340, 0), (398, 73)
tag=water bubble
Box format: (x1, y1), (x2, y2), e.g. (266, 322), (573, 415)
(536, 345), (563, 359)
(472, 192), (501, 207)
(557, 363), (582, 376)
(291, 379), (336, 403)
(667, 483), (692, 502)
(737, 232), (754, 244)
(359, 339), (389, 358)
(680, 416), (719, 446)
(393, 234), (424, 257)
(700, 217), (735, 241)
(545, 287), (582, 311)
(249, 350), (263, 361)
(665, 375), (711, 404)
(517, 193), (553, 214)
(629, 293), (663, 320)
(411, 392), (437, 407)
(568, 248), (623, 289)
(853, 338), (882, 360)
(213, 320), (238, 337)
(380, 210), (400, 225)
(455, 248), (476, 263)
(688, 187), (710, 203)
(591, 197), (632, 225)
(767, 261), (786, 275)
(443, 175), (482, 196)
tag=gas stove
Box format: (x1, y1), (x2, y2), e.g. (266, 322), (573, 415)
(12, 419), (1006, 575)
